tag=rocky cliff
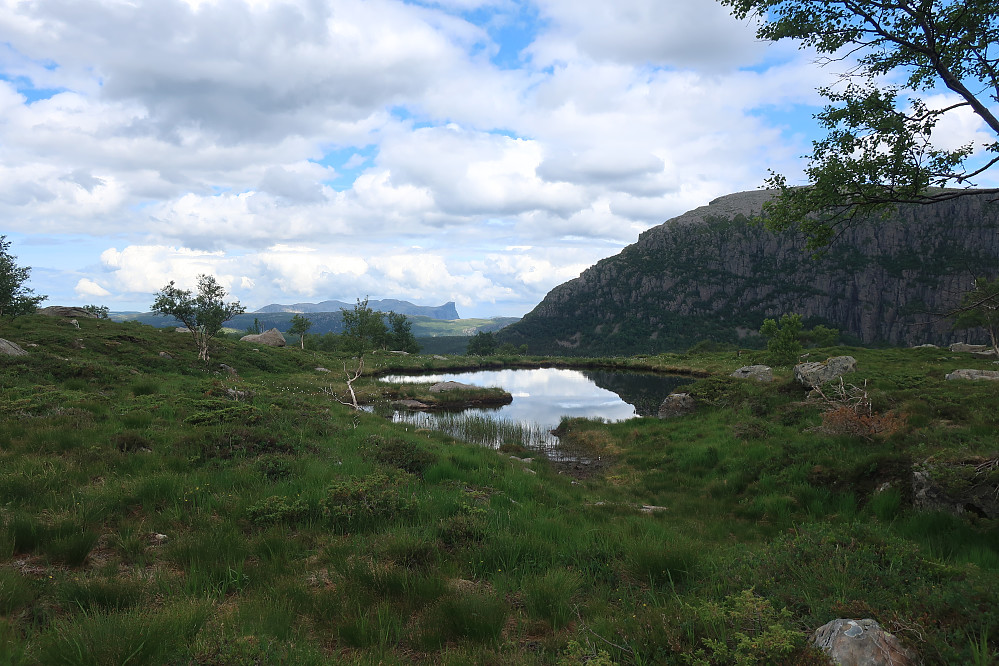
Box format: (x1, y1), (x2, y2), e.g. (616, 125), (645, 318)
(500, 190), (999, 355)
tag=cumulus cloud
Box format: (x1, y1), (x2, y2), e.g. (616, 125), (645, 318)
(0, 0), (846, 316)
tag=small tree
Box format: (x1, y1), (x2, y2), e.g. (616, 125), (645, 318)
(83, 304), (110, 320)
(151, 274), (245, 362)
(466, 331), (497, 355)
(340, 297), (388, 356)
(760, 313), (804, 366)
(386, 312), (419, 353)
(288, 313), (313, 350)
(952, 277), (999, 354)
(0, 235), (47, 320)
(245, 317), (262, 335)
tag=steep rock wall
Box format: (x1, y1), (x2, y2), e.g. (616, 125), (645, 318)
(502, 190), (999, 355)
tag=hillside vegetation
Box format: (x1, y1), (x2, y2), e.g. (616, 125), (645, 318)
(0, 314), (996, 664)
(501, 190), (999, 356)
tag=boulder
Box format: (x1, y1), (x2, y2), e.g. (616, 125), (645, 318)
(37, 306), (96, 319)
(240, 328), (286, 347)
(175, 327), (193, 333)
(730, 365), (773, 382)
(972, 350), (998, 360)
(0, 338), (28, 356)
(429, 381), (478, 392)
(315, 367), (331, 373)
(658, 393), (695, 419)
(393, 399), (430, 409)
(945, 368), (999, 381)
(219, 363), (238, 377)
(949, 342), (989, 352)
(794, 356), (857, 388)
(913, 461), (999, 519)
(158, 351), (172, 359)
(811, 618), (915, 666)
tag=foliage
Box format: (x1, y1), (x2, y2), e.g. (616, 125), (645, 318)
(288, 313), (312, 350)
(246, 495), (309, 525)
(340, 297), (388, 355)
(721, 0), (999, 249)
(0, 235), (46, 320)
(386, 311), (419, 353)
(800, 324), (839, 348)
(466, 330), (498, 355)
(952, 276), (999, 353)
(760, 313), (803, 365)
(151, 274), (245, 361)
(83, 304), (110, 320)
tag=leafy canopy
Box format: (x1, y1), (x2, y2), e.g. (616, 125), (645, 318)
(0, 235), (47, 320)
(952, 276), (999, 353)
(761, 313), (804, 365)
(720, 0), (999, 249)
(288, 313), (313, 350)
(151, 274), (245, 361)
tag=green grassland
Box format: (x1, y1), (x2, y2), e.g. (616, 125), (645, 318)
(0, 314), (996, 664)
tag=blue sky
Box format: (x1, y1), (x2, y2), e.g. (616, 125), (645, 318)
(1, 0), (994, 318)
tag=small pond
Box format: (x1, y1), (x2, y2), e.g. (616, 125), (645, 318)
(379, 367), (694, 455)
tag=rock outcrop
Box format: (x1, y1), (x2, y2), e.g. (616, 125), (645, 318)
(658, 393), (695, 419)
(794, 356), (858, 388)
(37, 306), (97, 319)
(810, 618), (915, 666)
(240, 328), (286, 347)
(428, 381), (479, 392)
(730, 365), (773, 382)
(945, 368), (999, 381)
(0, 338), (28, 356)
(500, 190), (999, 355)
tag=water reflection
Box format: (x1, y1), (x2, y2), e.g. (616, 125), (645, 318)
(381, 367), (694, 432)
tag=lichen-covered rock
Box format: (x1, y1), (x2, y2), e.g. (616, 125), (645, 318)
(0, 338), (28, 356)
(794, 356), (857, 388)
(37, 306), (96, 319)
(949, 342), (989, 352)
(811, 618), (915, 666)
(240, 328), (286, 347)
(730, 365), (773, 382)
(658, 393), (695, 419)
(945, 368), (999, 381)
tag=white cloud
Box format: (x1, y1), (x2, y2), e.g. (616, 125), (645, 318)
(0, 0), (857, 316)
(74, 278), (111, 298)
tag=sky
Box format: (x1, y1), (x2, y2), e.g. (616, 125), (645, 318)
(1, 0), (995, 318)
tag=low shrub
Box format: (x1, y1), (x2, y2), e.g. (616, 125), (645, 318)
(246, 495), (310, 525)
(320, 472), (416, 531)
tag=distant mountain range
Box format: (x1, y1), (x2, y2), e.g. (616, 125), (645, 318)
(111, 298), (518, 339)
(499, 189), (999, 355)
(255, 299), (460, 320)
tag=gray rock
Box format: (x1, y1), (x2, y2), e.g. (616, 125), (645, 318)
(315, 367), (331, 373)
(219, 363), (238, 377)
(945, 368), (999, 381)
(225, 388), (254, 401)
(913, 461), (999, 519)
(393, 399), (430, 409)
(0, 338), (28, 356)
(658, 392), (695, 419)
(794, 355), (857, 388)
(811, 618), (914, 666)
(240, 328), (286, 347)
(433, 355), (447, 360)
(37, 306), (96, 319)
(70, 319), (80, 329)
(972, 350), (998, 360)
(158, 351), (172, 359)
(730, 365), (773, 382)
(911, 343), (937, 348)
(429, 381), (479, 393)
(949, 342), (989, 352)
(175, 327), (193, 333)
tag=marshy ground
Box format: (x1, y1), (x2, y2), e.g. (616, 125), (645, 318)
(0, 314), (996, 664)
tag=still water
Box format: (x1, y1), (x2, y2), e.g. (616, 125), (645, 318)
(380, 367), (694, 436)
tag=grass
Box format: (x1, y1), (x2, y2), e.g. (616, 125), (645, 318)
(0, 315), (995, 663)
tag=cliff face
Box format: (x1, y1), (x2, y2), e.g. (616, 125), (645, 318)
(501, 190), (999, 355)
